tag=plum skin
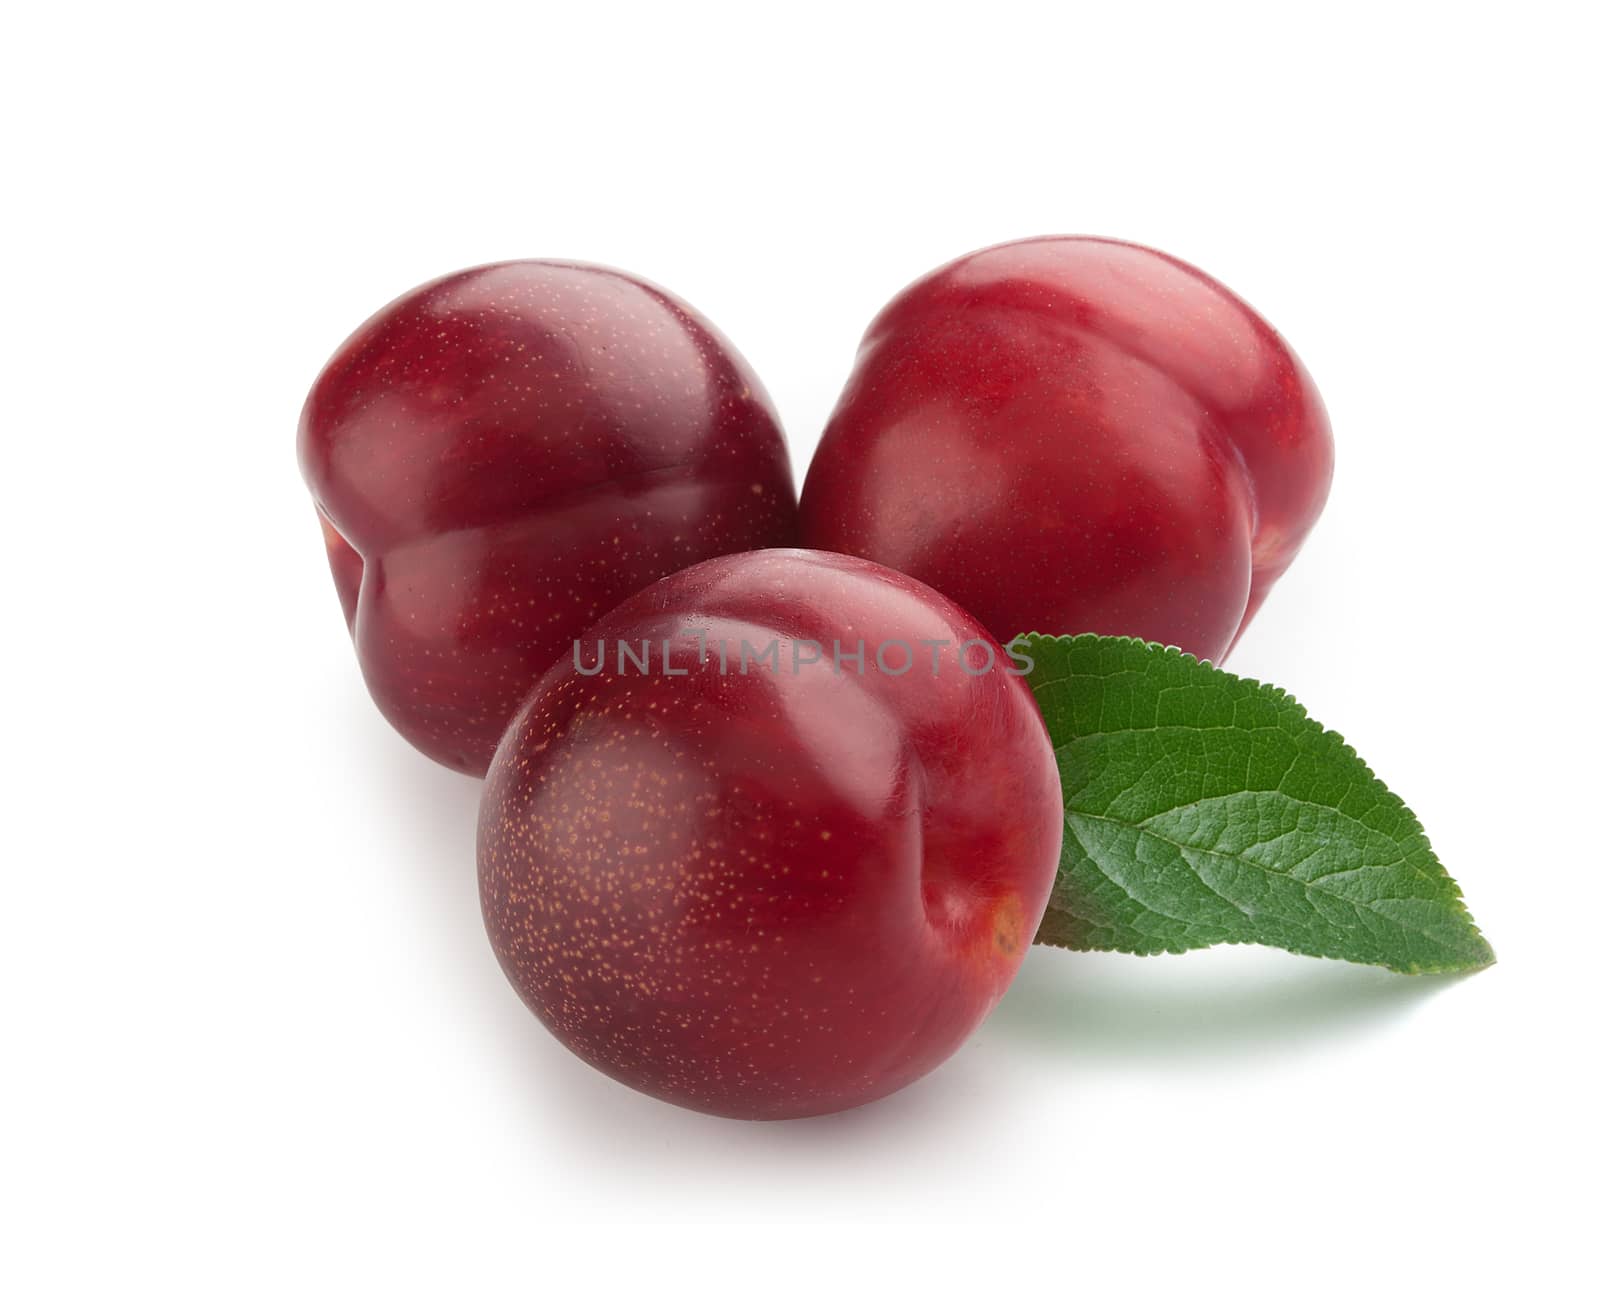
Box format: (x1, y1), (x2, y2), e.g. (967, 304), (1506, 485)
(798, 236), (1334, 664)
(477, 550), (1064, 1120)
(299, 260), (797, 775)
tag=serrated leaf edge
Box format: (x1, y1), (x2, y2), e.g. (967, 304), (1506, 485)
(1011, 632), (1496, 974)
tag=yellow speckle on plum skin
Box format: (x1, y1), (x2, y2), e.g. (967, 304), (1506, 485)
(990, 892), (1026, 958)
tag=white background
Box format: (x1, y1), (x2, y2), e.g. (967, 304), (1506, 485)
(6, 2), (1596, 1299)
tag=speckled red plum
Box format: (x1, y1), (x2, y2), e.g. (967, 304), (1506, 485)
(799, 236), (1334, 664)
(478, 550), (1063, 1119)
(299, 261), (797, 774)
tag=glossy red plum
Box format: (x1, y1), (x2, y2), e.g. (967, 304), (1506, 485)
(478, 550), (1063, 1119)
(300, 261), (797, 774)
(799, 237), (1334, 663)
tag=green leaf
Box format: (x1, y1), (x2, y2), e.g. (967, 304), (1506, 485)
(1015, 634), (1494, 974)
